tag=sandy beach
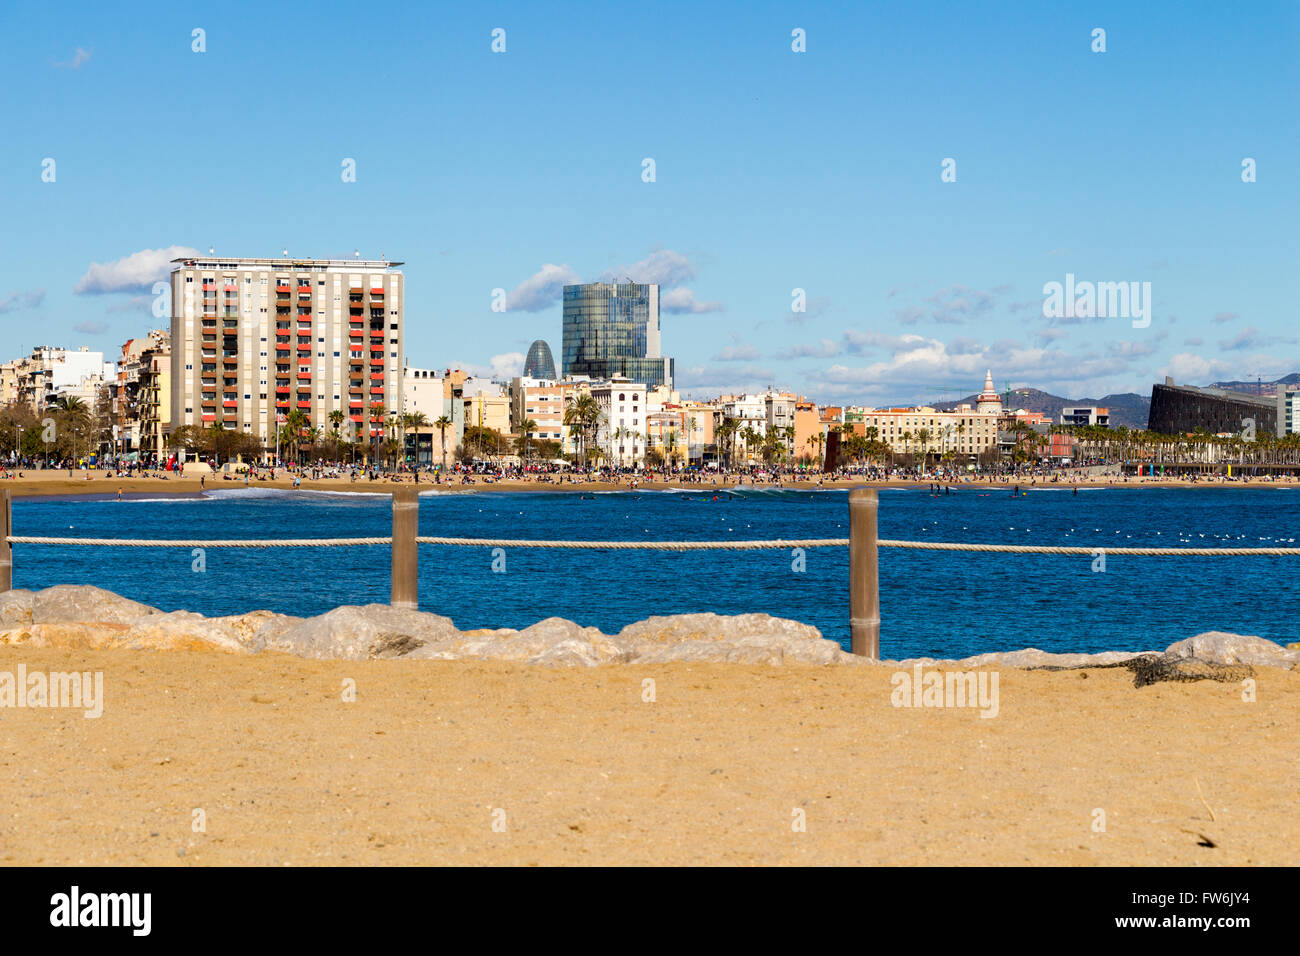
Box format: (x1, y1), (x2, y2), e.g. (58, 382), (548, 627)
(4, 470), (1294, 499)
(1, 647), (1295, 866)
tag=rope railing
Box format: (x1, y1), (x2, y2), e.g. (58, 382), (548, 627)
(4, 486), (1299, 658)
(5, 536), (392, 547)
(9, 535), (1300, 556)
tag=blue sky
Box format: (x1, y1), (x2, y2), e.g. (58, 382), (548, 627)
(1, 0), (1296, 405)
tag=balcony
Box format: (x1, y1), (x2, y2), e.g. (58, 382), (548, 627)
(370, 387), (384, 395)
(276, 387), (290, 395)
(298, 288), (312, 298)
(276, 401), (289, 410)
(350, 415), (363, 423)
(223, 401), (237, 408)
(201, 414), (216, 422)
(297, 373), (311, 381)
(297, 401), (311, 409)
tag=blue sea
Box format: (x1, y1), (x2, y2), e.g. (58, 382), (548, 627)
(9, 486), (1299, 659)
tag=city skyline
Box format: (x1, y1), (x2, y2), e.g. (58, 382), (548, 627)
(1, 1), (1295, 407)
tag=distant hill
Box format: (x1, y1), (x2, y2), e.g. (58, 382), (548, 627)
(1206, 373), (1300, 397)
(931, 388), (1151, 429)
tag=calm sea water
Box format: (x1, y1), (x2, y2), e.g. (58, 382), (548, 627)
(9, 486), (1299, 658)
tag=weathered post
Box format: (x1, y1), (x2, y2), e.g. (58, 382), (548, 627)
(390, 487), (419, 609)
(0, 488), (11, 593)
(848, 486), (879, 658)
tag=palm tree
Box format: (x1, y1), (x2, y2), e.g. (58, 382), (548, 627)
(714, 416), (738, 470)
(367, 402), (386, 468)
(283, 408), (309, 465)
(564, 394), (601, 467)
(515, 418), (538, 464)
(433, 415), (452, 473)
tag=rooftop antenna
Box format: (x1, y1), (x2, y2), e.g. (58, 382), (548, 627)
(282, 248), (288, 257)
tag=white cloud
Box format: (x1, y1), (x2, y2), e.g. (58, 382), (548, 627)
(599, 248), (697, 287)
(505, 263), (580, 312)
(813, 332), (1140, 401)
(54, 47), (92, 69)
(73, 320), (108, 335)
(712, 344), (760, 361)
(677, 364), (777, 394)
(775, 338), (839, 359)
(662, 287), (723, 314)
(0, 289), (45, 313)
(489, 352), (525, 378)
(75, 246), (199, 294)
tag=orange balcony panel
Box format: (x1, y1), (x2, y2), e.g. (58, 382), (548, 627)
(222, 401), (237, 408)
(350, 415), (363, 423)
(349, 400), (363, 408)
(297, 401), (311, 409)
(276, 402), (289, 409)
(201, 414), (215, 421)
(298, 357), (312, 365)
(275, 387), (289, 395)
(297, 374), (311, 381)
(370, 387), (384, 395)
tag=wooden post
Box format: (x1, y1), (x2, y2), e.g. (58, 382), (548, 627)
(0, 488), (11, 593)
(849, 486), (880, 658)
(390, 487), (419, 610)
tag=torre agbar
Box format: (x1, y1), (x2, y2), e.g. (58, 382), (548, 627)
(169, 256), (404, 453)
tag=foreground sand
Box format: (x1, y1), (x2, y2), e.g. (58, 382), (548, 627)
(2, 647), (1294, 865)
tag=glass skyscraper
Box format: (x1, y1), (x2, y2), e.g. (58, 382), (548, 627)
(561, 282), (674, 389)
(523, 339), (557, 379)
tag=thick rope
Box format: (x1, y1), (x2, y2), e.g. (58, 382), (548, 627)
(415, 537), (848, 549)
(876, 540), (1300, 556)
(6, 534), (1300, 555)
(5, 537), (390, 547)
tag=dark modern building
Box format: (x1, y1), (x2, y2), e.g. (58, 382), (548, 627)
(561, 282), (674, 389)
(523, 339), (557, 380)
(1147, 378), (1277, 436)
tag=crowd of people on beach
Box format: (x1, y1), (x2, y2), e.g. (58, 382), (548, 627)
(4, 453), (1299, 489)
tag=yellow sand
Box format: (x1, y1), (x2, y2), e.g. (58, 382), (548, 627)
(1, 648), (1294, 865)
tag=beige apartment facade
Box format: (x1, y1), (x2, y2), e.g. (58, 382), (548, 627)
(169, 256), (404, 455)
(858, 406), (999, 459)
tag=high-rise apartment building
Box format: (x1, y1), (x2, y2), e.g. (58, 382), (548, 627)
(169, 256), (404, 453)
(562, 282), (674, 389)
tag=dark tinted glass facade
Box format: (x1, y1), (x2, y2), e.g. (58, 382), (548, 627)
(562, 283), (673, 389)
(1147, 383), (1276, 435)
(523, 339), (557, 379)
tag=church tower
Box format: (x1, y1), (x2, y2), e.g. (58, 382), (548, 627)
(976, 369), (1002, 415)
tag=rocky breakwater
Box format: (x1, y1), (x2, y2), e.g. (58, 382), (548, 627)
(0, 586), (855, 665)
(1, 585), (1297, 674)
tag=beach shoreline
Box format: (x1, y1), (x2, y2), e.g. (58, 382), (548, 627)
(4, 472), (1295, 499)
